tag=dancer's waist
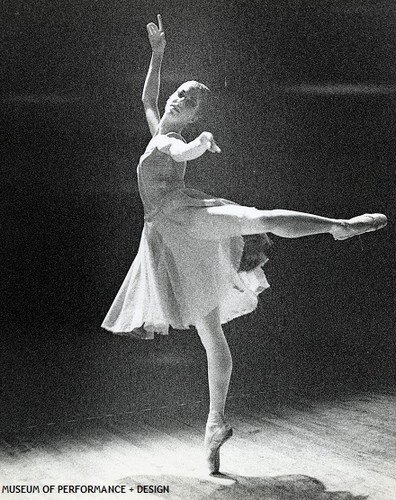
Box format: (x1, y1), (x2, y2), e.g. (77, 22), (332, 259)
(139, 183), (185, 222)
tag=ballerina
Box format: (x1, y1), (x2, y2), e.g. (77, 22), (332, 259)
(102, 14), (387, 474)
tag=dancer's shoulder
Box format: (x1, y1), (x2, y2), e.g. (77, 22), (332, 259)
(147, 133), (186, 154)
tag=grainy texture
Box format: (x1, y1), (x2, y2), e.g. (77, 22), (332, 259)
(1, 391), (395, 499)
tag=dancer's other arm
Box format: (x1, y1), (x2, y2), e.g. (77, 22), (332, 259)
(142, 14), (166, 136)
(158, 132), (221, 162)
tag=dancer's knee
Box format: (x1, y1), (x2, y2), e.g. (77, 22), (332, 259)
(205, 336), (232, 363)
(252, 209), (291, 234)
(211, 344), (233, 375)
(237, 207), (291, 235)
(198, 330), (233, 373)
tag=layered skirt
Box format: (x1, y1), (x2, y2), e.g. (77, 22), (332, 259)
(101, 188), (271, 339)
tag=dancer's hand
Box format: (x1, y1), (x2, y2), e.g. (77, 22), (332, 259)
(146, 14), (166, 53)
(200, 132), (222, 153)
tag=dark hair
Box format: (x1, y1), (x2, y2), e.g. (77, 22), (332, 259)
(239, 234), (274, 272)
(184, 80), (210, 94)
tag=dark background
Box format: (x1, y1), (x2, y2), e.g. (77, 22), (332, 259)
(2, 0), (395, 431)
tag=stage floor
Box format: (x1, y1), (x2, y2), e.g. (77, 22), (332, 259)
(1, 390), (395, 499)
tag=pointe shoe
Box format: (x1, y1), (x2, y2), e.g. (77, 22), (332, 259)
(332, 213), (388, 241)
(204, 422), (233, 474)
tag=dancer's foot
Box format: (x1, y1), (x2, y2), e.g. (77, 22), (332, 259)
(331, 213), (388, 241)
(204, 412), (233, 474)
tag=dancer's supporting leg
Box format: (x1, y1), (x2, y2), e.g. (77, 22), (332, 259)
(195, 307), (233, 474)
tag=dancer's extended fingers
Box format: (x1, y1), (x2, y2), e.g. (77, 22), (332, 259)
(146, 22), (157, 34)
(210, 141), (221, 153)
(157, 14), (164, 32)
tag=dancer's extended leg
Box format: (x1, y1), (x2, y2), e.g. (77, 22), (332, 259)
(247, 209), (340, 238)
(186, 205), (387, 241)
(254, 210), (388, 239)
(196, 307), (233, 474)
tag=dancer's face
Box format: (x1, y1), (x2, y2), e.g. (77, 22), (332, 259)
(164, 82), (202, 124)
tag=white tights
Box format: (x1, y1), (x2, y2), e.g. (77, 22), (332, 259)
(185, 205), (340, 240)
(195, 307), (232, 416)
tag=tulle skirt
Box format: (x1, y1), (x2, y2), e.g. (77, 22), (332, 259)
(101, 188), (271, 339)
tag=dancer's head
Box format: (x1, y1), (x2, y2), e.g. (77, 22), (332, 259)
(163, 80), (210, 130)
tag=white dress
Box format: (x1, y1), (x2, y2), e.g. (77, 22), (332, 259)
(101, 132), (271, 339)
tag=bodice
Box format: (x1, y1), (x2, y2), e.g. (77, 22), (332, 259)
(137, 133), (187, 221)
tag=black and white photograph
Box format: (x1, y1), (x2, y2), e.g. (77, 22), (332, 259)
(1, 0), (396, 498)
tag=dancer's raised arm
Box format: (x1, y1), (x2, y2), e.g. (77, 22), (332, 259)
(142, 14), (166, 136)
